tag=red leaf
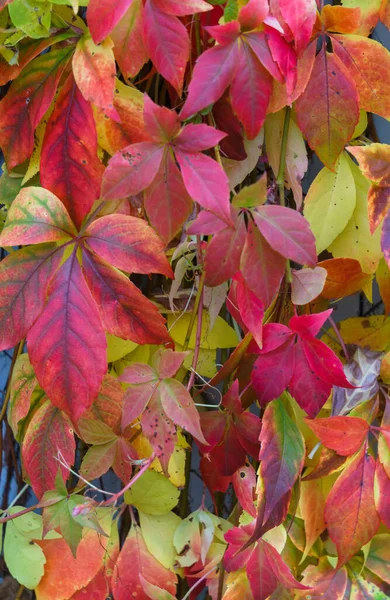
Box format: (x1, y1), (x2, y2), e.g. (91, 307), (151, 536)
(204, 214), (246, 287)
(265, 28), (297, 96)
(229, 273), (264, 349)
(144, 150), (193, 243)
(175, 148), (232, 225)
(289, 340), (331, 417)
(253, 205), (317, 266)
(40, 73), (104, 229)
(259, 397), (305, 523)
(87, 0), (134, 44)
(82, 250), (170, 345)
(111, 0), (149, 79)
(261, 323), (295, 352)
(143, 0), (189, 95)
(276, 0), (317, 55)
(84, 214), (173, 277)
(0, 187), (77, 247)
(289, 309), (333, 338)
(230, 41), (273, 140)
(0, 245), (62, 351)
(304, 416), (370, 456)
(112, 525), (177, 600)
(244, 31), (284, 82)
(22, 399), (75, 499)
(159, 378), (208, 444)
(302, 337), (354, 388)
(324, 449), (380, 567)
(72, 33), (118, 120)
(0, 47), (73, 169)
(180, 43), (237, 120)
(252, 341), (295, 405)
(240, 220), (286, 308)
(232, 463), (257, 517)
(295, 46), (359, 169)
(27, 253), (107, 422)
(101, 142), (164, 200)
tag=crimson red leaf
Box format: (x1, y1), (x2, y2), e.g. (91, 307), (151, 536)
(0, 47), (73, 169)
(289, 309), (333, 338)
(261, 323), (295, 352)
(265, 28), (297, 96)
(230, 41), (273, 140)
(240, 221), (286, 308)
(305, 416), (370, 456)
(0, 245), (62, 351)
(289, 340), (331, 417)
(277, 0), (317, 55)
(40, 73), (104, 229)
(174, 124), (226, 152)
(87, 0), (134, 44)
(204, 214), (246, 287)
(325, 449), (380, 567)
(229, 273), (264, 349)
(82, 250), (171, 346)
(302, 337), (354, 388)
(22, 400), (75, 499)
(244, 31), (284, 82)
(144, 150), (193, 243)
(253, 205), (317, 266)
(252, 339), (295, 405)
(27, 253), (107, 422)
(143, 0), (189, 95)
(101, 142), (165, 200)
(175, 148), (232, 225)
(84, 214), (173, 277)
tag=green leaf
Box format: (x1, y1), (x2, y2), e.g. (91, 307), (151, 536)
(304, 152), (356, 254)
(224, 0), (238, 22)
(4, 507), (46, 589)
(8, 0), (52, 39)
(232, 177), (267, 209)
(124, 470), (180, 515)
(167, 312), (238, 350)
(139, 511), (181, 569)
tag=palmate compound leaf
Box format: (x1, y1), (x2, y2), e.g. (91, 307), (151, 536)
(0, 46), (74, 169)
(40, 72), (105, 229)
(111, 524), (177, 600)
(324, 447), (380, 567)
(0, 244), (63, 351)
(21, 398), (76, 499)
(27, 251), (108, 422)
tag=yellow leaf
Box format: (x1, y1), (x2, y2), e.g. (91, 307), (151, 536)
(380, 351), (390, 384)
(133, 431), (188, 488)
(323, 316), (390, 357)
(106, 334), (138, 362)
(139, 511), (181, 569)
(304, 152), (356, 254)
(329, 157), (382, 274)
(167, 312), (238, 350)
(113, 344), (151, 376)
(124, 470), (179, 515)
(352, 110), (368, 139)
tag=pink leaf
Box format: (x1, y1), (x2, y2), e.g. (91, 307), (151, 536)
(27, 253), (107, 422)
(143, 0), (189, 95)
(238, 0), (269, 31)
(153, 0), (212, 15)
(159, 378), (208, 444)
(289, 309), (333, 338)
(289, 340), (331, 417)
(180, 43), (237, 120)
(302, 337), (354, 388)
(101, 142), (165, 200)
(253, 205), (317, 266)
(144, 94), (181, 142)
(291, 267), (327, 305)
(261, 323), (295, 353)
(204, 215), (246, 286)
(265, 28), (297, 96)
(277, 0), (317, 55)
(111, 0), (149, 80)
(244, 31), (284, 82)
(151, 348), (188, 379)
(175, 148), (232, 225)
(174, 124), (227, 152)
(84, 214), (174, 277)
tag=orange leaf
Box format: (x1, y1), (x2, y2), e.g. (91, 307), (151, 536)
(319, 258), (373, 300)
(305, 416), (370, 456)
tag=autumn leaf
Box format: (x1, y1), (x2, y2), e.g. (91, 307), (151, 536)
(305, 416), (370, 456)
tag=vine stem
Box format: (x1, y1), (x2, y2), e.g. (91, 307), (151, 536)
(182, 565), (218, 600)
(276, 106), (292, 283)
(99, 455), (155, 506)
(183, 270), (206, 352)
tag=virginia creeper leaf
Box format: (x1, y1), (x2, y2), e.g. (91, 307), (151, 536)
(0, 244), (63, 351)
(8, 353), (37, 439)
(40, 73), (105, 229)
(111, 0), (148, 79)
(276, 0), (317, 55)
(305, 416), (370, 456)
(87, 0), (134, 44)
(22, 399), (75, 499)
(27, 253), (107, 422)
